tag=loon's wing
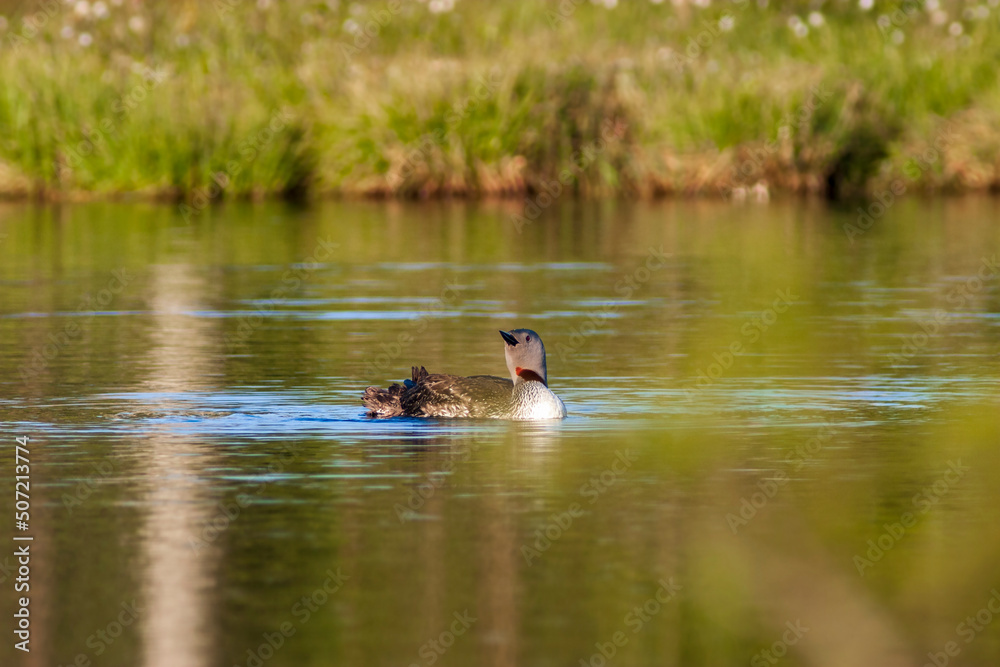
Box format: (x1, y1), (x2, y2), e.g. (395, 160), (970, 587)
(400, 367), (513, 418)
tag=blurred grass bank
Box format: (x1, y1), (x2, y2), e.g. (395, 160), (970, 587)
(1, 0), (999, 201)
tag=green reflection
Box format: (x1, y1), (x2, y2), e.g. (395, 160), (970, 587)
(0, 198), (998, 667)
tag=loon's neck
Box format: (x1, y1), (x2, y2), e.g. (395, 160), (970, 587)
(514, 367), (547, 386)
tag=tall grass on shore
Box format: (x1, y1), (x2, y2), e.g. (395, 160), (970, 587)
(0, 0), (998, 201)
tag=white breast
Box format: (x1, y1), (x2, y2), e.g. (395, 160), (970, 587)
(509, 383), (567, 420)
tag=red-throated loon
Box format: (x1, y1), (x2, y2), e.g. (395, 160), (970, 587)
(363, 329), (567, 420)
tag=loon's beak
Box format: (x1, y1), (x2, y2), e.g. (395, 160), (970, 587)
(499, 330), (518, 346)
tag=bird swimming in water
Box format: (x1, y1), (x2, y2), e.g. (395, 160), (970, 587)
(363, 329), (567, 420)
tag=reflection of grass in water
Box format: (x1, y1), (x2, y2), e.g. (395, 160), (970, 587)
(512, 407), (999, 665)
(1, 196), (998, 664)
(0, 0), (998, 201)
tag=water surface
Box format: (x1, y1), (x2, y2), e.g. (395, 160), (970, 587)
(1, 198), (999, 667)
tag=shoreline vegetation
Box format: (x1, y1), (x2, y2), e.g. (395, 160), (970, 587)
(1, 0), (999, 203)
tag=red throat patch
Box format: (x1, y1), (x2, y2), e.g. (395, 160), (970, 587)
(515, 367), (547, 386)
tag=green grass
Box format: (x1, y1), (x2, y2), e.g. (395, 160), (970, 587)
(0, 0), (998, 200)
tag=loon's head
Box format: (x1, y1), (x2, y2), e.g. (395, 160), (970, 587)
(499, 329), (548, 386)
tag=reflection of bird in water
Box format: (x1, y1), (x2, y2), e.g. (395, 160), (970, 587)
(363, 329), (567, 420)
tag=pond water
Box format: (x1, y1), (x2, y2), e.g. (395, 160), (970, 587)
(1, 198), (999, 667)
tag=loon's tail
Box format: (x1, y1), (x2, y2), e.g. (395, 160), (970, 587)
(362, 366), (427, 417)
